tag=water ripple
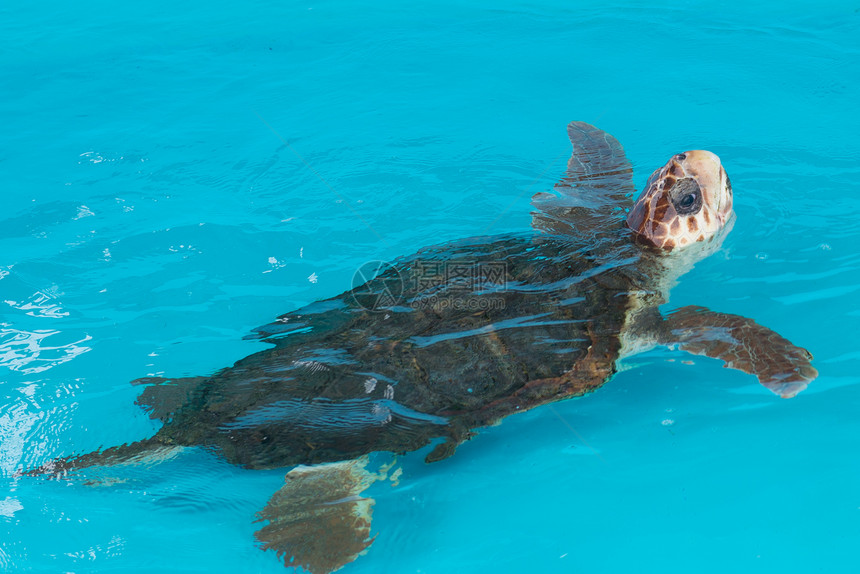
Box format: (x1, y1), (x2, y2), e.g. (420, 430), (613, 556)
(4, 290), (69, 318)
(0, 328), (92, 374)
(0, 497), (23, 518)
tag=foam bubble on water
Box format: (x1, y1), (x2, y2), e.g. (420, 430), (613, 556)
(79, 151), (106, 164)
(114, 197), (135, 213)
(167, 244), (200, 258)
(364, 377), (378, 393)
(308, 272), (318, 283)
(372, 403), (393, 425)
(74, 205), (95, 220)
(264, 256), (286, 274)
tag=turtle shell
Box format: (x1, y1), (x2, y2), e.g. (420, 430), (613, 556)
(146, 233), (644, 469)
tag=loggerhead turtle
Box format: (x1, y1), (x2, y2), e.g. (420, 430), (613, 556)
(30, 122), (817, 573)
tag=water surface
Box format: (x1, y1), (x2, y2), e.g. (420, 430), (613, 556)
(1, 1), (859, 572)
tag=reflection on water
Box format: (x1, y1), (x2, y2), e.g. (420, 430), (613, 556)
(4, 290), (69, 319)
(0, 328), (91, 374)
(0, 397), (40, 476)
(0, 497), (23, 518)
(220, 397), (449, 431)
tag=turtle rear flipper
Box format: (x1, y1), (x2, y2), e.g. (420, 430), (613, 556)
(133, 375), (209, 422)
(662, 305), (817, 398)
(23, 436), (180, 478)
(255, 457), (382, 574)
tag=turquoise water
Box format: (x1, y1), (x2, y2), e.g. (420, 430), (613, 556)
(2, 0), (859, 572)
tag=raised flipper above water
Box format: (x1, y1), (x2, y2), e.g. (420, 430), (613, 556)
(255, 457), (389, 574)
(661, 305), (817, 398)
(531, 121), (635, 241)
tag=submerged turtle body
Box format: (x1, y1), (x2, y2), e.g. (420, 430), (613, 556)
(138, 233), (643, 470)
(33, 122), (818, 574)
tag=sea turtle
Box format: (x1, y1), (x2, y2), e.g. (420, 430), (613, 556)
(29, 122), (817, 573)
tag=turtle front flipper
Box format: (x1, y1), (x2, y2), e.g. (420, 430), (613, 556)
(661, 305), (817, 398)
(255, 457), (385, 573)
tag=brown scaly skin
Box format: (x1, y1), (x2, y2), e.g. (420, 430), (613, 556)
(661, 306), (817, 398)
(626, 150), (733, 251)
(24, 122), (818, 573)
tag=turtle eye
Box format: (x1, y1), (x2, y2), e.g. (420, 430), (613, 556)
(669, 178), (703, 215)
(679, 193), (697, 209)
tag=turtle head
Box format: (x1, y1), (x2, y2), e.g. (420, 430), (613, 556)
(626, 151), (733, 252)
